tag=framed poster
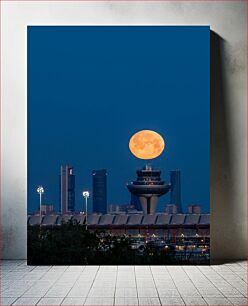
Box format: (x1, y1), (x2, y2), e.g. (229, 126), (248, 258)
(28, 26), (209, 265)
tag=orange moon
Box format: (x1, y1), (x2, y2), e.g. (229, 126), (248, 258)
(129, 130), (165, 160)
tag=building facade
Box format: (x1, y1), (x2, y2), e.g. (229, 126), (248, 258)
(170, 170), (182, 213)
(92, 169), (107, 214)
(59, 165), (75, 214)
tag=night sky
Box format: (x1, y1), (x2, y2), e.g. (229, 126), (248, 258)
(28, 26), (210, 214)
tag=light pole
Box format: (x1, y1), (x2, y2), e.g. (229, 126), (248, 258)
(82, 191), (90, 230)
(37, 186), (44, 225)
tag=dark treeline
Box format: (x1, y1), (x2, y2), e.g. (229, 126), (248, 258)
(28, 220), (209, 265)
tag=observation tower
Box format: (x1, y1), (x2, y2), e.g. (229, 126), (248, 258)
(127, 164), (170, 214)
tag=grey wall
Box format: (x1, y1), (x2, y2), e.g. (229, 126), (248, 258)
(1, 1), (246, 261)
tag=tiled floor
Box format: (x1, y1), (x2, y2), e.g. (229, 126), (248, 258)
(1, 260), (247, 306)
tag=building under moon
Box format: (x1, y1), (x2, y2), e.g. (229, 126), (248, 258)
(127, 165), (170, 214)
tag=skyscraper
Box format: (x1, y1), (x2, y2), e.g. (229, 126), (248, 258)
(59, 165), (75, 214)
(170, 170), (182, 213)
(92, 169), (107, 214)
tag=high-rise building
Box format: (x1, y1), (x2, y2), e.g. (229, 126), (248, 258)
(127, 165), (170, 214)
(165, 204), (178, 214)
(188, 205), (201, 214)
(170, 170), (182, 213)
(92, 169), (107, 214)
(59, 165), (75, 214)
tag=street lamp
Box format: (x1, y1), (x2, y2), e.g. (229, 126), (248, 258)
(37, 186), (44, 225)
(82, 191), (90, 230)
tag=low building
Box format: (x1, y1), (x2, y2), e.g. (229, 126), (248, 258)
(108, 204), (140, 214)
(108, 204), (127, 214)
(165, 204), (178, 214)
(188, 205), (201, 214)
(35, 204), (54, 215)
(28, 212), (210, 239)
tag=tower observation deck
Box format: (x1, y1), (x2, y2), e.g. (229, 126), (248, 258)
(127, 165), (170, 214)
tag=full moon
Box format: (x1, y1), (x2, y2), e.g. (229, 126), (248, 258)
(129, 130), (165, 160)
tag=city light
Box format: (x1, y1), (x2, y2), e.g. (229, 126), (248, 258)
(37, 186), (44, 225)
(83, 191), (90, 198)
(82, 191), (90, 230)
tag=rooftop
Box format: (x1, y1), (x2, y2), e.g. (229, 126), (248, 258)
(28, 213), (210, 226)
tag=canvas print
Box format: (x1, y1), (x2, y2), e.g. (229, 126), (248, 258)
(27, 26), (210, 265)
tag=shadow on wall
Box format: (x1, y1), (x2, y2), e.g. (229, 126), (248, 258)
(210, 31), (246, 264)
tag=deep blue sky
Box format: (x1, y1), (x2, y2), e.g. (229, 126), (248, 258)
(28, 26), (209, 214)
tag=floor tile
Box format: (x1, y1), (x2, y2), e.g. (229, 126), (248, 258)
(160, 297), (185, 305)
(92, 281), (116, 288)
(115, 288), (137, 298)
(49, 266), (69, 272)
(182, 297), (207, 305)
(12, 297), (41, 305)
(32, 266), (52, 272)
(85, 297), (114, 305)
(228, 297), (248, 305)
(100, 266), (117, 272)
(45, 285), (72, 297)
(197, 288), (224, 297)
(67, 285), (91, 297)
(138, 287), (158, 297)
(154, 281), (176, 288)
(0, 297), (18, 306)
(138, 297), (161, 305)
(2, 289), (29, 298)
(217, 286), (244, 297)
(22, 284), (53, 297)
(203, 297), (233, 305)
(37, 297), (64, 305)
(115, 297), (138, 305)
(116, 280), (136, 288)
(66, 266), (85, 272)
(136, 280), (155, 287)
(177, 288), (201, 297)
(157, 288), (180, 298)
(88, 287), (115, 298)
(61, 297), (86, 305)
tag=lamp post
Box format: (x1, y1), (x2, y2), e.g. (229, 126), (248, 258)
(37, 186), (44, 225)
(82, 191), (90, 230)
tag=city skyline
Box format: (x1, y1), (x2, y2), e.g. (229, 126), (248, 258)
(28, 26), (209, 214)
(28, 163), (208, 215)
